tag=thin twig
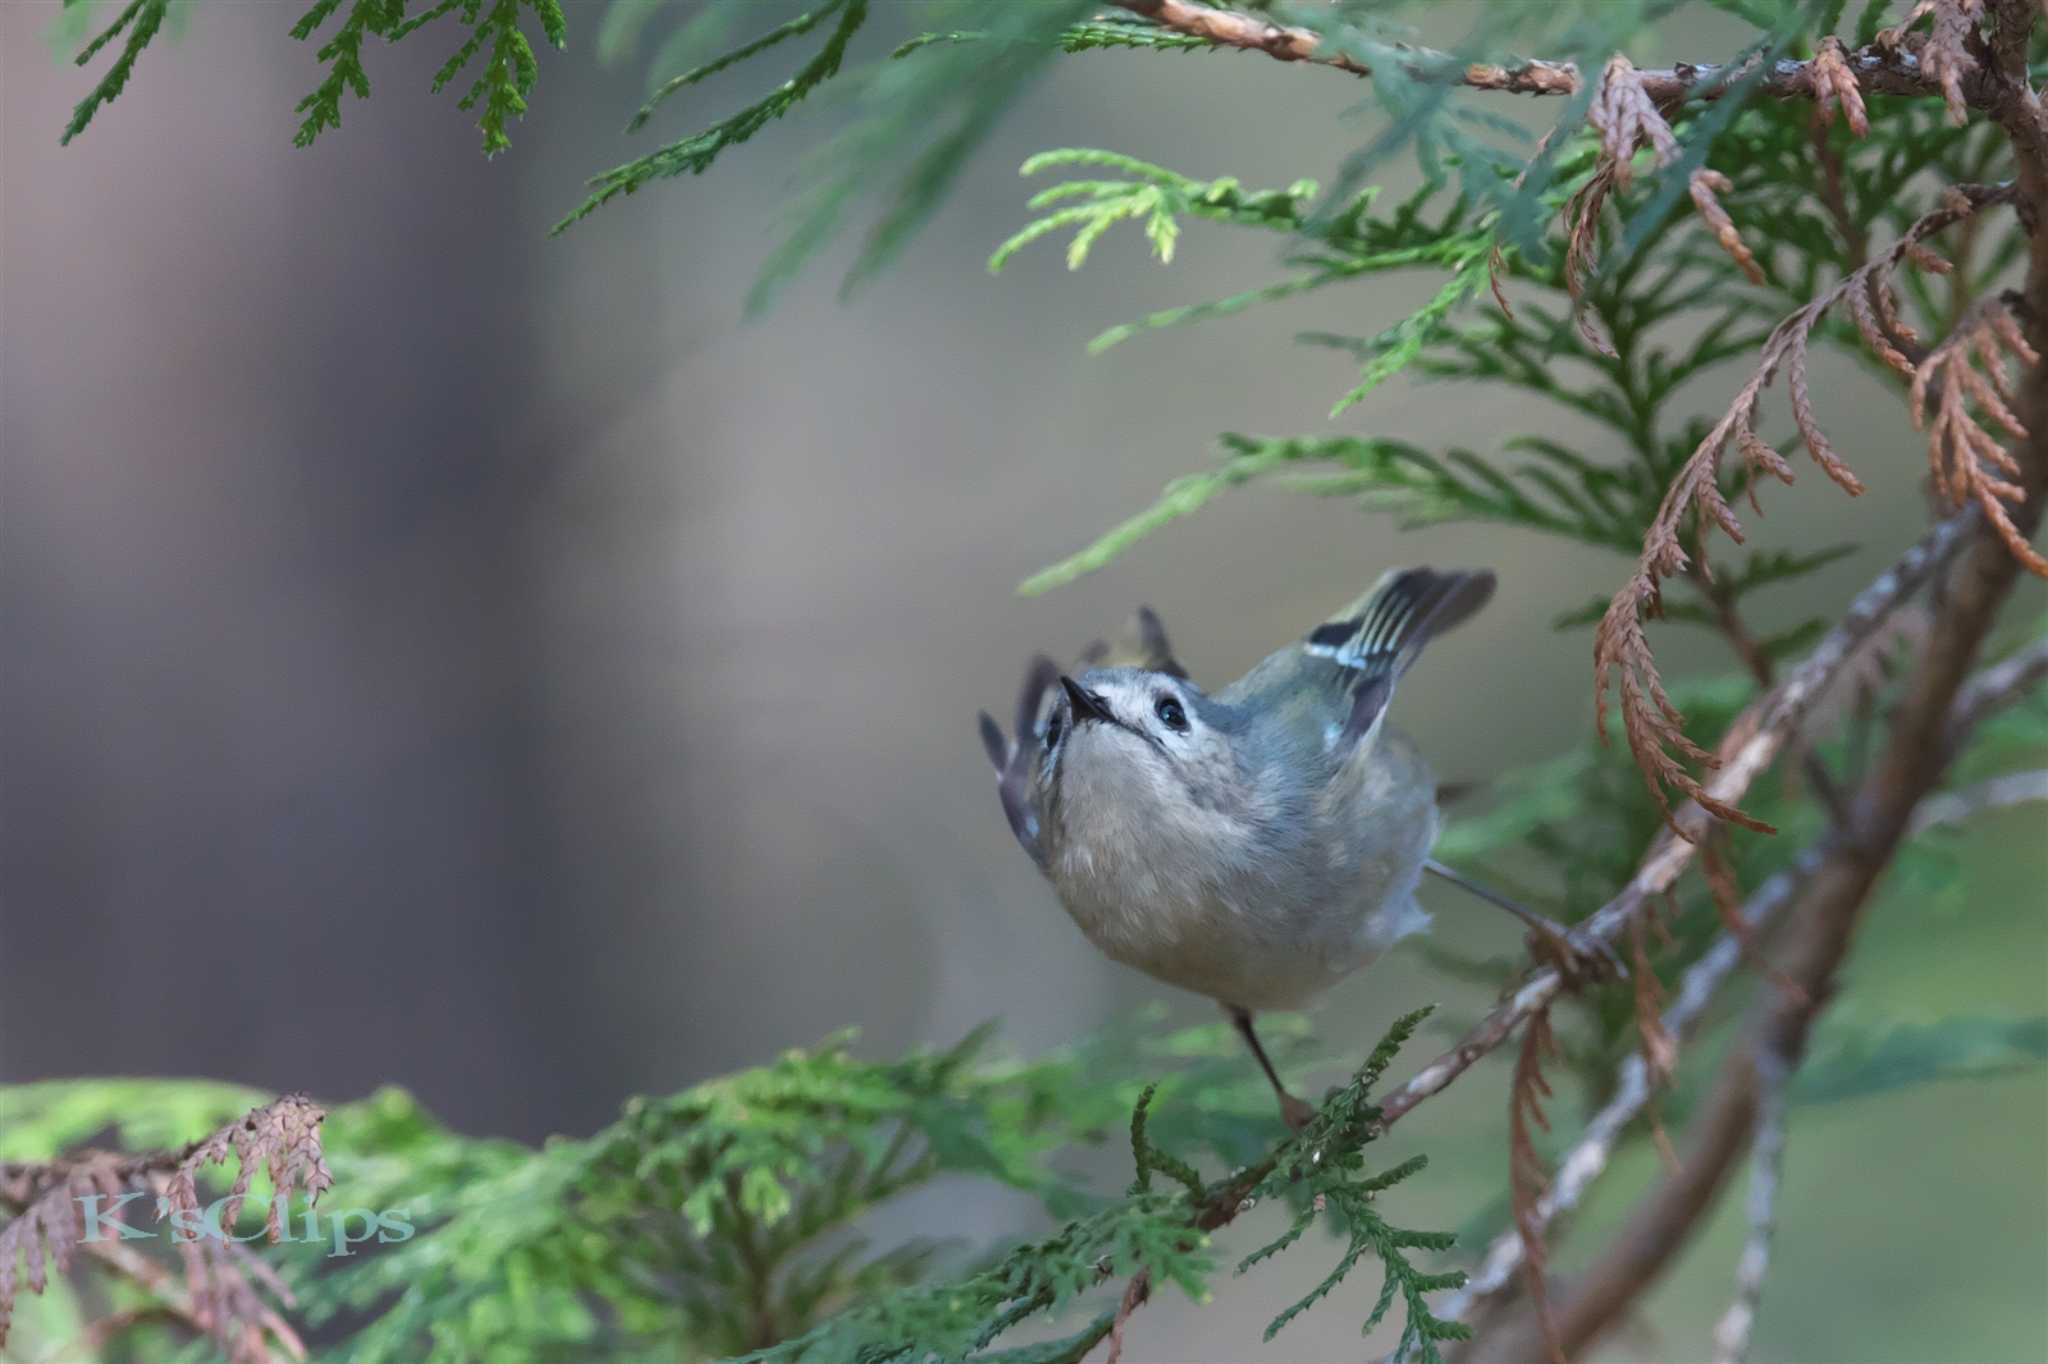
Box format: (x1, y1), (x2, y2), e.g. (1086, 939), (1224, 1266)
(1109, 1), (1989, 107)
(1708, 1046), (1790, 1364)
(1108, 1), (1577, 92)
(1906, 767), (2048, 833)
(1506, 1010), (1565, 1364)
(1946, 635), (2048, 744)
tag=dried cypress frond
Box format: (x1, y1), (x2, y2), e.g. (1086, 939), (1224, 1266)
(0, 1094), (330, 1364)
(1594, 182), (2019, 829)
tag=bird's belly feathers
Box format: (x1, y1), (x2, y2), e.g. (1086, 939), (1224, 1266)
(1050, 800), (1436, 1011)
(1086, 908), (1385, 1011)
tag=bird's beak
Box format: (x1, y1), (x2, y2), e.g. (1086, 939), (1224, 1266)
(1060, 675), (1114, 726)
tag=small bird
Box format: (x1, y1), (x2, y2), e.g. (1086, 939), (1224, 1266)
(977, 567), (1598, 1129)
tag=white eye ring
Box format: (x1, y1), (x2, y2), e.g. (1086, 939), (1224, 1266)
(1154, 695), (1188, 732)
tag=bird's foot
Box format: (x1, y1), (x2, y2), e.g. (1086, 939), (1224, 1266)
(1278, 1092), (1317, 1132)
(1525, 917), (1627, 985)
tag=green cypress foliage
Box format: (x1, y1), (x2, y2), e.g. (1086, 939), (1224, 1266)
(22, 3), (2048, 1360)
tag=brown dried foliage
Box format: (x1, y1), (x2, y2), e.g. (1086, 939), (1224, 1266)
(1700, 833), (1808, 1005)
(1594, 183), (2020, 830)
(1807, 36), (1871, 137)
(0, 1094), (331, 1364)
(0, 1159), (110, 1345)
(1509, 1008), (1568, 1364)
(1911, 292), (2048, 575)
(1565, 55), (1765, 356)
(1627, 914), (1677, 1088)
(1879, 0), (1985, 126)
(1627, 911), (1684, 1176)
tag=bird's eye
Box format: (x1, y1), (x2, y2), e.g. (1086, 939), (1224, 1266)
(1154, 695), (1188, 732)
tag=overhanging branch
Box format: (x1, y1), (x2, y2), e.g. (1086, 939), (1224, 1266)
(1109, 0), (1982, 108)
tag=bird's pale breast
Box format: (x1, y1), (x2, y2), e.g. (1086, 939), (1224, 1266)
(1049, 728), (1439, 1010)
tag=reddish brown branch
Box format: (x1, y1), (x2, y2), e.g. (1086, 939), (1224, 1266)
(1108, 0), (1578, 92)
(1109, 1), (1994, 108)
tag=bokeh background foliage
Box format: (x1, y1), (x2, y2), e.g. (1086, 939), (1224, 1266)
(3, 1), (2045, 1362)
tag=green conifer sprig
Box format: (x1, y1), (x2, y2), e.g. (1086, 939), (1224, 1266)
(58, 0), (567, 155)
(1020, 427), (1645, 596)
(552, 0), (1103, 313)
(289, 1026), (1146, 1363)
(629, 1), (856, 133)
(998, 83), (2029, 598)
(991, 154), (1498, 374)
(1127, 1084), (1205, 1198)
(194, 1014), (1314, 1362)
(893, 20), (1217, 61)
(58, 0), (171, 146)
(287, 0), (565, 154)
(736, 1007), (1460, 1364)
(554, 0), (867, 235)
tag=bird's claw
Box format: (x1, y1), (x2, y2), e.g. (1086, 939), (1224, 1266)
(1527, 919), (1627, 985)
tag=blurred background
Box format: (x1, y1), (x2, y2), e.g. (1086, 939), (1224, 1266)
(2, 5), (2043, 1360)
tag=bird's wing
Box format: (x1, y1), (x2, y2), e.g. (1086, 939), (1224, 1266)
(1229, 567), (1494, 755)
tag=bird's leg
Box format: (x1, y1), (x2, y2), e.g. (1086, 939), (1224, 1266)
(1225, 1004), (1315, 1131)
(1422, 859), (1626, 981)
